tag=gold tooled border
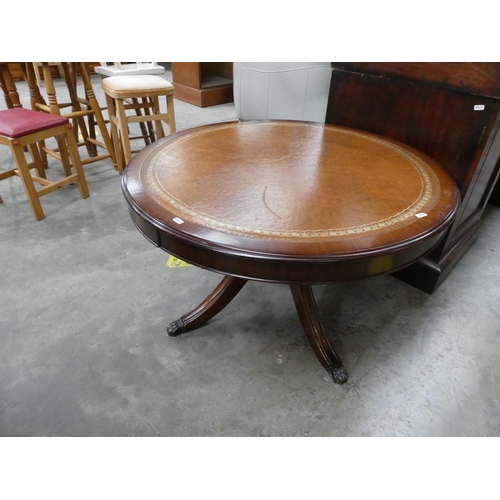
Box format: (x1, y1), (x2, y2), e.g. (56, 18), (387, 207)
(144, 122), (435, 239)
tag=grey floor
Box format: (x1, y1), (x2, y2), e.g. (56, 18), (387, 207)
(1, 65), (499, 437)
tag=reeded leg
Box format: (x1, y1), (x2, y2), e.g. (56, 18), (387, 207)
(167, 275), (248, 336)
(290, 284), (348, 384)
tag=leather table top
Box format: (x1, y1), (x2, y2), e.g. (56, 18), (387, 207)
(123, 121), (459, 262)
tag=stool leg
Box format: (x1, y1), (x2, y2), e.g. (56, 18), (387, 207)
(55, 63), (94, 157)
(77, 63), (117, 171)
(85, 87), (98, 157)
(166, 93), (176, 134)
(33, 63), (43, 87)
(63, 128), (89, 199)
(104, 93), (124, 173)
(134, 97), (158, 144)
(19, 63), (50, 170)
(143, 97), (157, 144)
(54, 135), (73, 177)
(37, 140), (49, 170)
(152, 96), (165, 140)
(132, 98), (152, 146)
(116, 98), (133, 170)
(55, 63), (65, 79)
(27, 144), (47, 179)
(11, 142), (45, 221)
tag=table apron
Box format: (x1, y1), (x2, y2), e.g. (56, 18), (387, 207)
(128, 207), (445, 284)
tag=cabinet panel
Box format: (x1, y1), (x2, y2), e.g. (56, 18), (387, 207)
(326, 63), (500, 293)
(327, 70), (495, 193)
(333, 62), (500, 97)
(171, 62), (201, 89)
(171, 62), (234, 107)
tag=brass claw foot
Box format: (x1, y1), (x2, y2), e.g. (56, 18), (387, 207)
(167, 319), (185, 337)
(328, 364), (349, 385)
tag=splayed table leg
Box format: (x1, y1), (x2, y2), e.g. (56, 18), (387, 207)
(290, 284), (348, 384)
(167, 275), (248, 336)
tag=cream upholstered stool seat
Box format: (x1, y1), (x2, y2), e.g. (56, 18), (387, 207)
(0, 108), (89, 221)
(95, 63), (166, 148)
(102, 75), (176, 174)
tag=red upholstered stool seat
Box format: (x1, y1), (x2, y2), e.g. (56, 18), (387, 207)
(0, 106), (89, 221)
(0, 108), (69, 138)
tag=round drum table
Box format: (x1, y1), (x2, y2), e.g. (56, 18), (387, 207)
(122, 120), (460, 384)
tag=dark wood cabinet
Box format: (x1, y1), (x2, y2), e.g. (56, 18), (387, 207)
(171, 62), (233, 107)
(326, 62), (500, 293)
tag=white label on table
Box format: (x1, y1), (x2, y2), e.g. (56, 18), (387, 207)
(173, 217), (184, 224)
(415, 213), (427, 218)
(474, 105), (485, 110)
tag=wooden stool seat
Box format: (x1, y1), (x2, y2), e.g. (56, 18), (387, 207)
(101, 75), (174, 98)
(0, 107), (89, 221)
(102, 75), (176, 174)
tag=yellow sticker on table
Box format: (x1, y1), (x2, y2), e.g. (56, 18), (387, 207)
(166, 255), (192, 267)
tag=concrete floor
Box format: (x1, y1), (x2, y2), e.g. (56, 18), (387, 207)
(1, 65), (499, 437)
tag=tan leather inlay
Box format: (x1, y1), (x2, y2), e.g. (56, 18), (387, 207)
(139, 122), (440, 240)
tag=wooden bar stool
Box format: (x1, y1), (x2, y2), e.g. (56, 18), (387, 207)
(101, 75), (176, 174)
(0, 108), (89, 220)
(26, 62), (117, 171)
(95, 63), (166, 147)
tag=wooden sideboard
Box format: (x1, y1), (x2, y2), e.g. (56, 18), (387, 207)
(326, 63), (500, 293)
(171, 62), (233, 107)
